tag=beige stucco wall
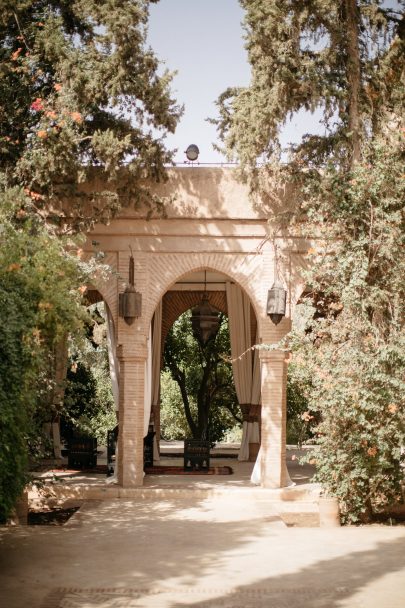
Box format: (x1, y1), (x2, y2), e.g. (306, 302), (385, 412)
(86, 167), (310, 338)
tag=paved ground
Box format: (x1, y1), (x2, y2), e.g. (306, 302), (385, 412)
(32, 445), (317, 492)
(1, 494), (405, 608)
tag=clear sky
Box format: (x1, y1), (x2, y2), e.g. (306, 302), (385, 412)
(148, 0), (250, 164)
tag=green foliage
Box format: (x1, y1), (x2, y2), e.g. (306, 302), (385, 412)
(160, 370), (193, 440)
(286, 364), (314, 446)
(63, 362), (98, 430)
(163, 311), (241, 442)
(0, 0), (182, 230)
(214, 0), (403, 169)
(0, 0), (180, 522)
(88, 351), (117, 444)
(217, 1), (405, 522)
(63, 325), (116, 444)
(289, 136), (405, 522)
(0, 278), (34, 522)
(0, 187), (100, 521)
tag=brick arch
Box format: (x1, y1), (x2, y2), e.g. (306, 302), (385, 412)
(85, 286), (116, 326)
(144, 255), (264, 335)
(84, 252), (119, 328)
(161, 291), (227, 349)
(161, 290), (258, 353)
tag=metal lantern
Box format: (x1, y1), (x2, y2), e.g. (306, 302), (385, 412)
(266, 279), (287, 325)
(119, 250), (142, 325)
(191, 294), (219, 345)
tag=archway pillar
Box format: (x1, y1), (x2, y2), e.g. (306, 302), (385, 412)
(117, 344), (146, 487)
(259, 349), (288, 489)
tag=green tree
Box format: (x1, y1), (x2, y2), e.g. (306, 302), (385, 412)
(286, 365), (314, 447)
(62, 310), (116, 444)
(159, 370), (194, 440)
(0, 0), (182, 230)
(163, 311), (241, 442)
(214, 1), (403, 170)
(215, 1), (405, 522)
(0, 186), (100, 521)
(0, 0), (180, 520)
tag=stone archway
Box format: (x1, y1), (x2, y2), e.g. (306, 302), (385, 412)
(153, 269), (259, 462)
(83, 167), (311, 489)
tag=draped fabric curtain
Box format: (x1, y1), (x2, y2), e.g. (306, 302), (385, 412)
(144, 324), (153, 437)
(226, 283), (261, 461)
(249, 334), (261, 448)
(251, 447), (295, 486)
(151, 302), (162, 411)
(104, 304), (119, 482)
(105, 304), (120, 412)
(151, 301), (162, 461)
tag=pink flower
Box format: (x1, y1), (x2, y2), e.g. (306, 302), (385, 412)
(31, 98), (44, 112)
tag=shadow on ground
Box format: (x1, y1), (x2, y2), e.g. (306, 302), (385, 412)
(1, 495), (405, 607)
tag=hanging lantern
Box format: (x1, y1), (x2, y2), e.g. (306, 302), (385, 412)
(119, 249), (142, 325)
(191, 294), (219, 345)
(267, 279), (287, 325)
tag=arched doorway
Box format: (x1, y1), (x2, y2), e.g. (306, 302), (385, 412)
(82, 167), (305, 489)
(146, 269), (262, 471)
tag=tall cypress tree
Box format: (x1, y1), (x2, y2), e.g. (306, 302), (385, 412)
(215, 0), (403, 169)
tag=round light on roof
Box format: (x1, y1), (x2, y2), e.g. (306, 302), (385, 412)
(185, 144), (199, 161)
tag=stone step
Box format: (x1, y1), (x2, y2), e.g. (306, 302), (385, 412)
(33, 481), (321, 513)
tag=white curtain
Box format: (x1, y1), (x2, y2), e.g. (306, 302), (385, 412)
(251, 445), (262, 485)
(104, 304), (120, 483)
(249, 336), (261, 449)
(226, 282), (260, 461)
(144, 324), (153, 437)
(251, 446), (295, 487)
(151, 301), (162, 461)
(105, 304), (120, 411)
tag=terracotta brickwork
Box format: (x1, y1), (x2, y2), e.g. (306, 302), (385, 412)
(161, 291), (227, 348)
(83, 168), (311, 488)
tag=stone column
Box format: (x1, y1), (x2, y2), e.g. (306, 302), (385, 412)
(259, 349), (289, 488)
(117, 346), (146, 487)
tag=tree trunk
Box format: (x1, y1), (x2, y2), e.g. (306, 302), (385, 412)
(345, 0), (362, 165)
(169, 364), (197, 438)
(197, 362), (212, 439)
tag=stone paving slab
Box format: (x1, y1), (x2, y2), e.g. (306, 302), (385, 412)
(40, 585), (351, 608)
(1, 497), (405, 608)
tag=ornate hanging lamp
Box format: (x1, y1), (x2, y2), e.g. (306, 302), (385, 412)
(191, 271), (219, 344)
(119, 247), (142, 325)
(267, 243), (287, 325)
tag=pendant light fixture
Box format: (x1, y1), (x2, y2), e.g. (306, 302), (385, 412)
(191, 270), (220, 344)
(267, 243), (287, 325)
(119, 246), (142, 324)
